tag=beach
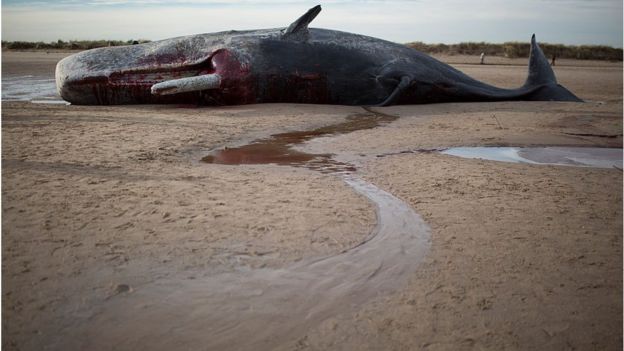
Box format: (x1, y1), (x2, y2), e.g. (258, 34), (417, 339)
(2, 50), (622, 350)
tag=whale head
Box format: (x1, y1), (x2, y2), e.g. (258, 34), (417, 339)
(56, 31), (259, 105)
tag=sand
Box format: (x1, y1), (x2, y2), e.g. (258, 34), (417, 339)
(2, 50), (622, 350)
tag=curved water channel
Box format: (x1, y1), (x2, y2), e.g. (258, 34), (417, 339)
(49, 108), (431, 350)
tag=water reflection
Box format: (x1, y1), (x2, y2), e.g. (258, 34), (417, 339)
(442, 147), (623, 169)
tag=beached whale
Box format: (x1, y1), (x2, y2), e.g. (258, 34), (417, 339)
(55, 5), (582, 106)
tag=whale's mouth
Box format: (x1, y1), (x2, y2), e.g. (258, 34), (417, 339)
(108, 66), (212, 87)
(106, 51), (219, 91)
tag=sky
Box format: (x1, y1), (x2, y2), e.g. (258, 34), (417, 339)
(2, 0), (622, 47)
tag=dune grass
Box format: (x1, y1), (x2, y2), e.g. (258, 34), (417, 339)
(1, 39), (151, 51)
(405, 41), (622, 61)
(2, 39), (622, 61)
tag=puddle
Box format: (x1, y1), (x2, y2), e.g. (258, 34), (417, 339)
(2, 75), (69, 104)
(45, 108), (431, 350)
(202, 108), (396, 173)
(442, 147), (623, 169)
(31, 99), (71, 105)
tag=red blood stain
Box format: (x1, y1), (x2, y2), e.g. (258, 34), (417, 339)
(210, 49), (255, 104)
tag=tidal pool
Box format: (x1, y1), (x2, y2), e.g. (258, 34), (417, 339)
(203, 108), (397, 173)
(442, 147), (623, 169)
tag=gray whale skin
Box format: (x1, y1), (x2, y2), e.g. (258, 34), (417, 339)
(56, 5), (582, 106)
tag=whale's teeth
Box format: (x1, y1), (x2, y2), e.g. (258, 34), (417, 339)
(151, 74), (221, 95)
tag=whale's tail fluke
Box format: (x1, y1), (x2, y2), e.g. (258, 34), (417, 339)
(525, 34), (557, 87)
(523, 34), (583, 102)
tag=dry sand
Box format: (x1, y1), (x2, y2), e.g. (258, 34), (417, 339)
(2, 50), (622, 350)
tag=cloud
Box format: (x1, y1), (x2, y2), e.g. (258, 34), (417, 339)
(2, 0), (622, 46)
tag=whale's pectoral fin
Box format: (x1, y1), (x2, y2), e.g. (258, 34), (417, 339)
(376, 76), (411, 107)
(283, 5), (321, 40)
(151, 74), (221, 95)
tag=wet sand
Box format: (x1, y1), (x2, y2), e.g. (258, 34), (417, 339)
(2, 51), (622, 350)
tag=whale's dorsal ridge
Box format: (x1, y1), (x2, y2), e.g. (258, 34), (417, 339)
(283, 5), (322, 40)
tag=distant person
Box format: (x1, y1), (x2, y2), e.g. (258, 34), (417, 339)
(480, 52), (485, 65)
(551, 54), (556, 66)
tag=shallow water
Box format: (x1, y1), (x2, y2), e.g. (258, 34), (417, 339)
(202, 109), (396, 173)
(442, 146), (623, 169)
(2, 75), (68, 104)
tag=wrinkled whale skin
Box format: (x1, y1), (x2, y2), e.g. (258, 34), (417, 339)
(56, 5), (582, 106)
